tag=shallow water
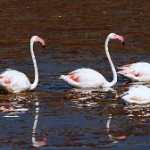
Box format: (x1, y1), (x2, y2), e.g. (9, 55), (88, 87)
(0, 0), (150, 149)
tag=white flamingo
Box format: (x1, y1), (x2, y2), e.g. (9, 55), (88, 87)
(120, 85), (150, 104)
(118, 62), (150, 81)
(0, 36), (45, 93)
(59, 33), (124, 89)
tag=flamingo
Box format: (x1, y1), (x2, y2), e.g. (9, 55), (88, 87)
(0, 36), (45, 93)
(120, 85), (150, 104)
(117, 62), (150, 81)
(59, 33), (124, 89)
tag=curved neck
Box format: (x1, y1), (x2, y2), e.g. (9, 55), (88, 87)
(30, 41), (39, 90)
(104, 36), (117, 87)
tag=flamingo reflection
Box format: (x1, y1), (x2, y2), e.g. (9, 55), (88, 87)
(106, 114), (126, 144)
(32, 100), (47, 148)
(69, 88), (117, 108)
(0, 93), (47, 148)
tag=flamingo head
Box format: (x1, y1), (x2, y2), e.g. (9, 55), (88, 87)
(31, 36), (46, 48)
(109, 33), (125, 45)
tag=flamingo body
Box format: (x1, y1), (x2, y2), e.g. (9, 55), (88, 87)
(118, 62), (150, 81)
(0, 69), (31, 93)
(59, 68), (109, 88)
(59, 33), (124, 89)
(121, 85), (150, 104)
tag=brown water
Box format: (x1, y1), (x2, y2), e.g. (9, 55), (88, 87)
(0, 0), (150, 149)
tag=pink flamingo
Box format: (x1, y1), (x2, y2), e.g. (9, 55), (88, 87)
(118, 62), (150, 81)
(0, 36), (45, 93)
(59, 33), (124, 89)
(121, 85), (150, 104)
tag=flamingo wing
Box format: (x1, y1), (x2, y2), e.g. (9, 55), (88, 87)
(69, 68), (106, 83)
(118, 62), (150, 81)
(68, 68), (90, 82)
(60, 68), (107, 88)
(68, 72), (80, 82)
(118, 62), (150, 70)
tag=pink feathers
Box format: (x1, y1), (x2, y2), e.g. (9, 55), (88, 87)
(118, 62), (150, 81)
(3, 77), (12, 85)
(0, 75), (12, 85)
(69, 73), (80, 82)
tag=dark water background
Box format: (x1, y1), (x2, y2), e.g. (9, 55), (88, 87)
(0, 0), (150, 149)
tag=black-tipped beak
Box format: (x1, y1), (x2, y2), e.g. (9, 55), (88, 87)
(122, 42), (125, 46)
(42, 45), (46, 49)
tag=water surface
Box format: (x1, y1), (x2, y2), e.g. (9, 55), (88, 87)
(0, 0), (150, 149)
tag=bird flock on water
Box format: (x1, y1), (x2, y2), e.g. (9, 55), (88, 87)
(0, 33), (149, 105)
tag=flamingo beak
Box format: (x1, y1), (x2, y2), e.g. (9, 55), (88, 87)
(116, 35), (125, 46)
(122, 41), (125, 46)
(39, 38), (46, 49)
(42, 45), (46, 49)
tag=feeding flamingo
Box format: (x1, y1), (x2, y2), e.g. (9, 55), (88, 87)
(0, 36), (45, 93)
(120, 85), (150, 104)
(118, 62), (150, 81)
(59, 33), (124, 89)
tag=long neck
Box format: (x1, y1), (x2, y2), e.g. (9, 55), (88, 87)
(30, 41), (39, 90)
(104, 36), (117, 87)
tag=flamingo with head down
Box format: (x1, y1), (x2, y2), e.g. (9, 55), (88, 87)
(59, 33), (124, 89)
(120, 85), (150, 104)
(118, 62), (150, 81)
(0, 36), (45, 93)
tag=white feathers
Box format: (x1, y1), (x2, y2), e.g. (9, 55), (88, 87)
(118, 62), (150, 81)
(59, 68), (108, 88)
(121, 85), (150, 104)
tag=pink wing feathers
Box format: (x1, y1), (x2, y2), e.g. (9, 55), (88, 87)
(0, 75), (12, 85)
(68, 69), (82, 82)
(118, 62), (150, 81)
(69, 73), (80, 82)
